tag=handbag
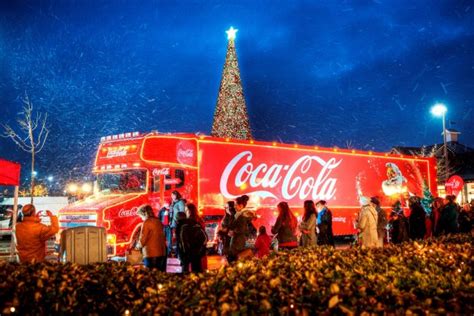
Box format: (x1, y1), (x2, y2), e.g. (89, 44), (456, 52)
(126, 249), (143, 265)
(237, 248), (254, 260)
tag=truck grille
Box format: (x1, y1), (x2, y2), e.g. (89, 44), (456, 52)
(59, 214), (98, 229)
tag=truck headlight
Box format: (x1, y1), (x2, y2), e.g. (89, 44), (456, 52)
(106, 234), (116, 245)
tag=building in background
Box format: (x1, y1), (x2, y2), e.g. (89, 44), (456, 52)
(392, 129), (474, 203)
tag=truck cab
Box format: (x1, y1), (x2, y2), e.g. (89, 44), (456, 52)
(58, 132), (198, 257)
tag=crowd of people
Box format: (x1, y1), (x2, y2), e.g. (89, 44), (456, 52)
(218, 197), (336, 262)
(387, 195), (474, 244)
(13, 190), (473, 274)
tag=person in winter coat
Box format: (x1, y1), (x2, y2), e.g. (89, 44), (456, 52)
(436, 195), (459, 235)
(431, 197), (444, 236)
(185, 203), (208, 270)
(169, 190), (185, 255)
(137, 205), (167, 271)
(158, 198), (172, 255)
(371, 197), (387, 247)
(170, 190), (185, 228)
(228, 195), (255, 262)
(271, 202), (298, 250)
(408, 196), (426, 240)
(458, 203), (473, 233)
(254, 226), (272, 258)
(299, 200), (317, 247)
(315, 200), (335, 246)
(389, 201), (410, 244)
(176, 210), (208, 273)
(356, 197), (379, 248)
(16, 204), (59, 263)
(219, 201), (236, 258)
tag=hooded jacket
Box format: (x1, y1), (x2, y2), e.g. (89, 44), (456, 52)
(299, 213), (317, 246)
(228, 208), (256, 256)
(357, 205), (379, 248)
(16, 215), (59, 262)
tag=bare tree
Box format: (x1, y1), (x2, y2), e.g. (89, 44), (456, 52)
(2, 93), (49, 204)
(392, 145), (456, 182)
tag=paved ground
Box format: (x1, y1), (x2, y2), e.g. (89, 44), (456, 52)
(1, 237), (351, 271)
(1, 237), (227, 272)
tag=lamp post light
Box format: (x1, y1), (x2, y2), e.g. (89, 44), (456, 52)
(431, 103), (449, 179)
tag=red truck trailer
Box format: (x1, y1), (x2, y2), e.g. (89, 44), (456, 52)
(58, 131), (437, 256)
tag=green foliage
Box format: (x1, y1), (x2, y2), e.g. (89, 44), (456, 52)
(1, 235), (472, 315)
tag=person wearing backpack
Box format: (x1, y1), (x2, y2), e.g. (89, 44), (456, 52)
(371, 197), (387, 247)
(176, 204), (208, 273)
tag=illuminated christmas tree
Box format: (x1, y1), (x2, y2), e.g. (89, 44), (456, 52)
(421, 182), (434, 215)
(211, 27), (252, 140)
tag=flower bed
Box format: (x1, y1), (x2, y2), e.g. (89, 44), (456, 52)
(1, 234), (472, 315)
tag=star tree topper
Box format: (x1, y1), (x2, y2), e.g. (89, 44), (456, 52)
(226, 27), (238, 40)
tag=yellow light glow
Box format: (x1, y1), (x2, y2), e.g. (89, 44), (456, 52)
(82, 183), (92, 193)
(67, 183), (78, 193)
(272, 142), (277, 146)
(107, 234), (117, 245)
(132, 162), (141, 167)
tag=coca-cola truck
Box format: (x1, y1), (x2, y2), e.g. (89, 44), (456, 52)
(58, 131), (437, 256)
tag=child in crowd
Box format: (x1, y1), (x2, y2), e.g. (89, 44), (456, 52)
(254, 226), (272, 258)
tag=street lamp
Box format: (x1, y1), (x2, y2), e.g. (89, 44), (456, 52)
(431, 103), (449, 179)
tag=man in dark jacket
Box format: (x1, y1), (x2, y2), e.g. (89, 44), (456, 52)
(316, 200), (334, 246)
(436, 195), (459, 235)
(389, 201), (409, 244)
(408, 196), (426, 240)
(176, 213), (208, 273)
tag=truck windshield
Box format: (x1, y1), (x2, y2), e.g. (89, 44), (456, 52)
(97, 170), (147, 194)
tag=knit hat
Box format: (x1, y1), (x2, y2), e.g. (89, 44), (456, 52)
(22, 204), (36, 217)
(359, 196), (370, 206)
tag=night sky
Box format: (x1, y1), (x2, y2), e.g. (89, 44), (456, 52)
(0, 0), (473, 184)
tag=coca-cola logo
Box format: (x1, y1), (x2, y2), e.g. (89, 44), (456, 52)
(220, 151), (342, 201)
(118, 207), (138, 217)
(106, 148), (127, 158)
(153, 168), (170, 176)
(177, 141), (195, 165)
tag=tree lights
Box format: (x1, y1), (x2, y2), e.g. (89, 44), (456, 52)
(211, 27), (252, 140)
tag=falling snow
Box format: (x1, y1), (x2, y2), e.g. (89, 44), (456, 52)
(0, 1), (473, 186)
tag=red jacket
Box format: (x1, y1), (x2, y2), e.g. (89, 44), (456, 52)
(16, 216), (59, 262)
(254, 234), (272, 258)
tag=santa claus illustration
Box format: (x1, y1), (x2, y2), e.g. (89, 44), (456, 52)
(382, 162), (407, 196)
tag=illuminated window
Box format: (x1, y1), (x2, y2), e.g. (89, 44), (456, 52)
(165, 175), (172, 191)
(153, 175), (160, 192)
(175, 169), (185, 189)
